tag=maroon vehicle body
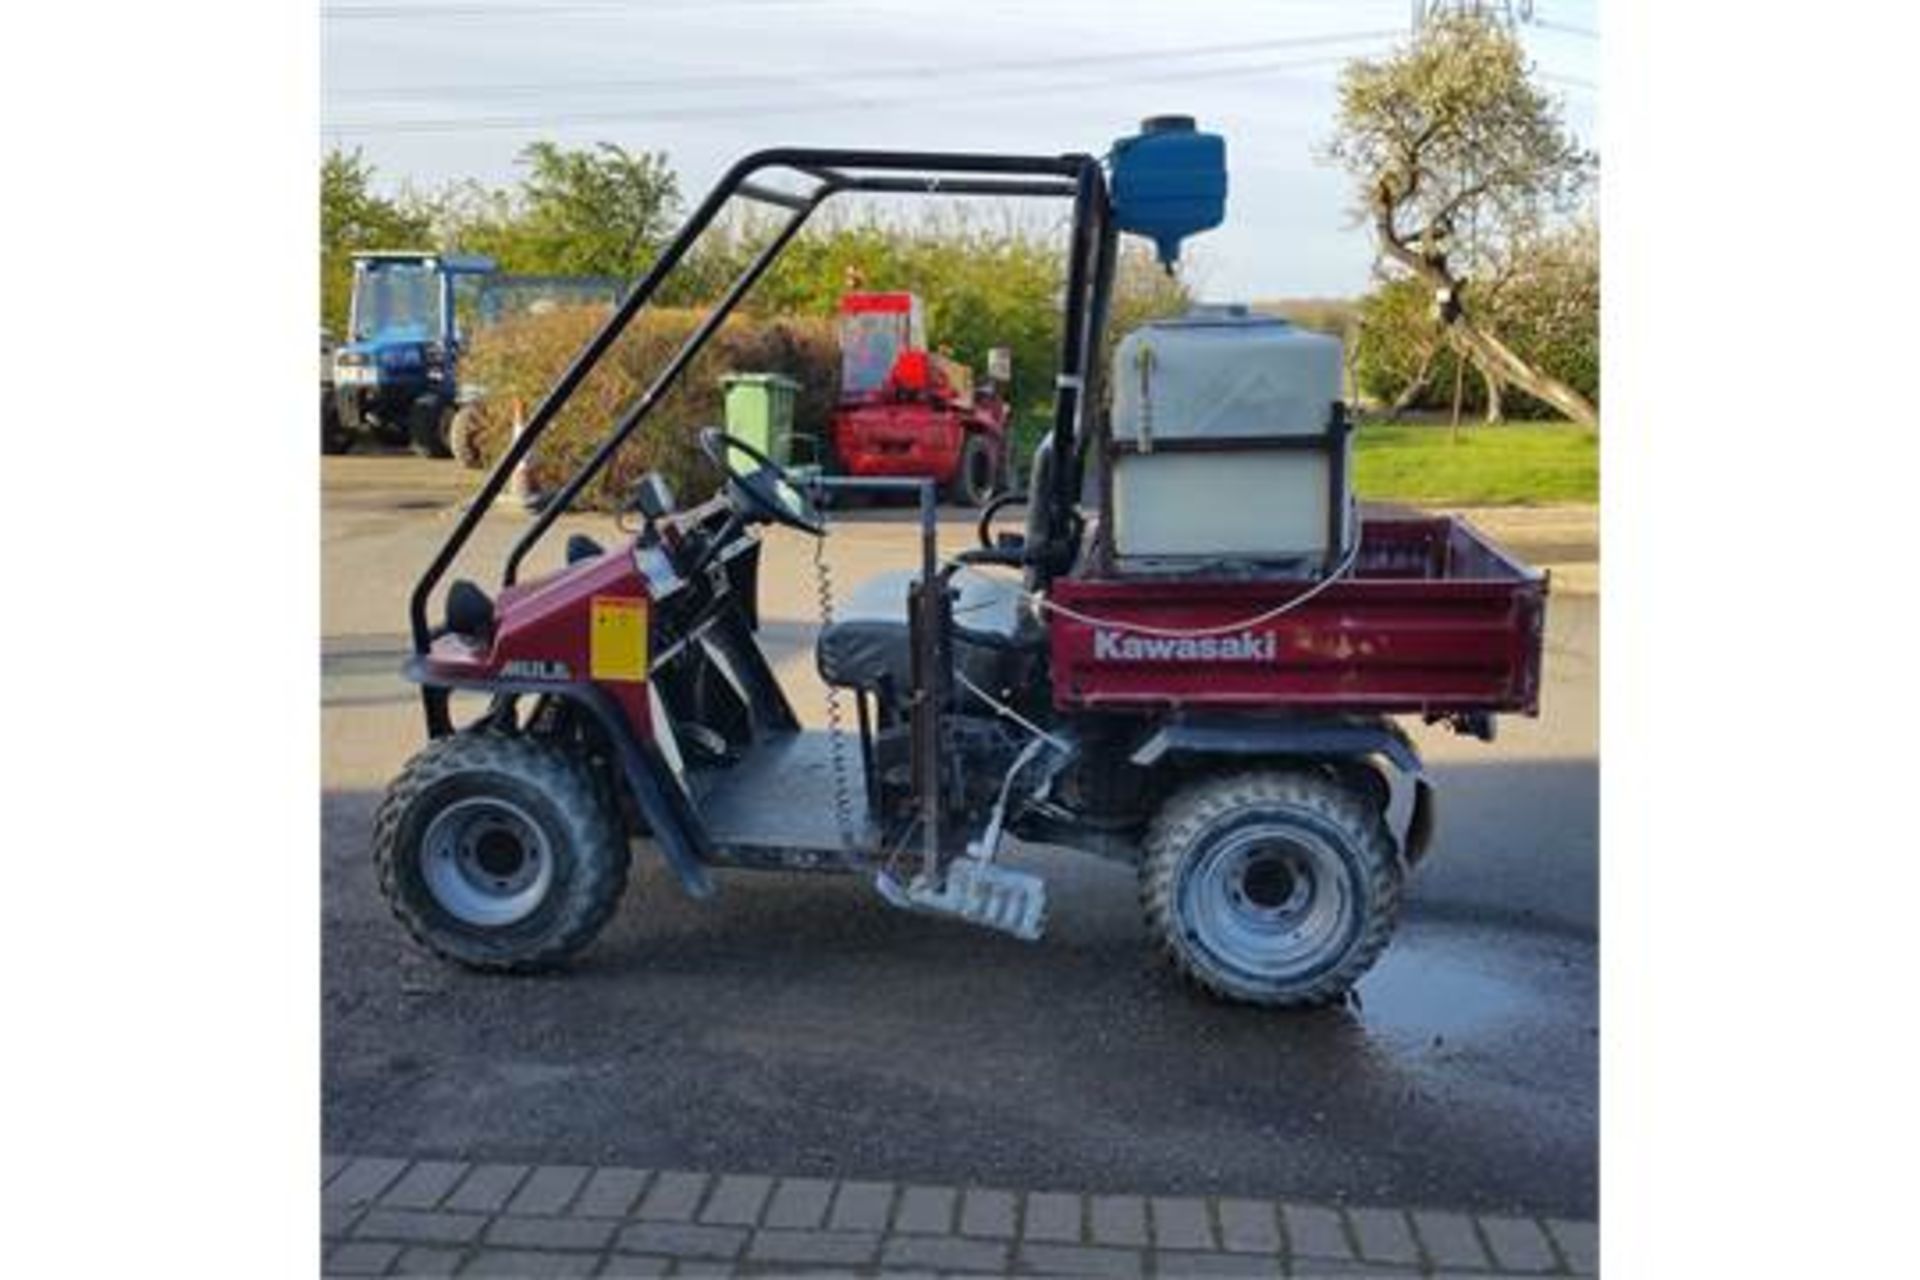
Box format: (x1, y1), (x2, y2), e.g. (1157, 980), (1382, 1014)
(418, 511), (1543, 755)
(417, 544), (657, 743)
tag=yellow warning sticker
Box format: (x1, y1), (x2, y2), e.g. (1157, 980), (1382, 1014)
(589, 596), (648, 682)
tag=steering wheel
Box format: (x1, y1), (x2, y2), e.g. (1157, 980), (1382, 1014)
(976, 490), (1026, 554)
(697, 428), (824, 537)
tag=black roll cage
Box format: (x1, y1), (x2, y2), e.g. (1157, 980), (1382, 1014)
(408, 147), (1121, 671)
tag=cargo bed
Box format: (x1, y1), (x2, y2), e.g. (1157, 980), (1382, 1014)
(1048, 516), (1546, 717)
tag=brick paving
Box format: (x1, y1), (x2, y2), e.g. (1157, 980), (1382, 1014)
(325, 1154), (1597, 1277)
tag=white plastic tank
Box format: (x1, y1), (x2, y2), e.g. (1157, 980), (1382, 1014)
(1109, 304), (1347, 566)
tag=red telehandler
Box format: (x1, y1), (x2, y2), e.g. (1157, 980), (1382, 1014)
(828, 291), (1010, 506)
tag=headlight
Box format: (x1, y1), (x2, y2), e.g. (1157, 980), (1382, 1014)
(336, 351), (369, 367)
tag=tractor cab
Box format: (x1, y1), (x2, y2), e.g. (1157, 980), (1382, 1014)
(330, 251), (495, 456)
(378, 123), (1547, 1010)
(836, 291), (925, 398)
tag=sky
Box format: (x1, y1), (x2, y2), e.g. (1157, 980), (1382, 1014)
(321, 0), (1598, 299)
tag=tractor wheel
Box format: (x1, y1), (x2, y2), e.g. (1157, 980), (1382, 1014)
(373, 732), (630, 972)
(321, 395), (352, 455)
(447, 405), (486, 470)
(1141, 770), (1400, 1009)
(408, 397), (454, 458)
(944, 433), (997, 508)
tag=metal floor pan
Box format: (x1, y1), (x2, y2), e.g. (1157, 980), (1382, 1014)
(692, 730), (880, 868)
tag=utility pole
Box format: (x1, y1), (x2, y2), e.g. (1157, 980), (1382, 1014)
(1415, 0), (1535, 31)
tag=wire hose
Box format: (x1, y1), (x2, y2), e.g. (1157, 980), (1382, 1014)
(1031, 501), (1365, 638)
(812, 534), (859, 851)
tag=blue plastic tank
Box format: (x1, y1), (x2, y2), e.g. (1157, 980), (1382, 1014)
(1109, 116), (1227, 269)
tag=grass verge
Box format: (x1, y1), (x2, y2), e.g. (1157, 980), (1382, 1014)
(1013, 412), (1596, 507)
(1353, 420), (1597, 506)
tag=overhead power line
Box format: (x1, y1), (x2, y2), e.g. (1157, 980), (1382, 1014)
(325, 1), (843, 19)
(330, 29), (1404, 103)
(325, 0), (1402, 18)
(324, 49), (1387, 137)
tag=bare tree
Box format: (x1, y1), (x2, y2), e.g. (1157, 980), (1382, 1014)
(1328, 11), (1598, 427)
(1386, 340), (1441, 420)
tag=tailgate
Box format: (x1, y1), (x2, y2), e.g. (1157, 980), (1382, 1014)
(1048, 517), (1546, 716)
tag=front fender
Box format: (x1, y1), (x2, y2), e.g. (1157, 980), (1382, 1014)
(402, 661), (716, 899)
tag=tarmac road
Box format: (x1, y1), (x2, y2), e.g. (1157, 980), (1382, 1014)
(321, 455), (1598, 1219)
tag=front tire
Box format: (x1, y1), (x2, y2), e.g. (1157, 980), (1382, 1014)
(943, 433), (997, 508)
(1141, 771), (1400, 1008)
(448, 404), (485, 470)
(373, 732), (630, 972)
(321, 394), (352, 455)
(408, 396), (454, 458)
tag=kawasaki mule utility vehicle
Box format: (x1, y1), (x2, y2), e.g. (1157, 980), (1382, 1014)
(374, 121), (1547, 1008)
(330, 251), (495, 457)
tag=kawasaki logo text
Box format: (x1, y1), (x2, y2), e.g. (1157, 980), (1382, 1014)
(1091, 629), (1277, 663)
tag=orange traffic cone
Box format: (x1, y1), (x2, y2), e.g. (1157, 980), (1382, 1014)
(497, 398), (541, 512)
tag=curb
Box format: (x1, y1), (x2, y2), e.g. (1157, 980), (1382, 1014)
(324, 1154), (1597, 1278)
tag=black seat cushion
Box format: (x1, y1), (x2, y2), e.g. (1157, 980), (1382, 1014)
(816, 568), (1035, 696)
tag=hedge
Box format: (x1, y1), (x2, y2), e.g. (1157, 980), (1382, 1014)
(459, 306), (840, 511)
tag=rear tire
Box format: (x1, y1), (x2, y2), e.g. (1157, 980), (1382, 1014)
(944, 433), (996, 508)
(408, 396), (453, 458)
(1141, 770), (1400, 1008)
(373, 732), (630, 972)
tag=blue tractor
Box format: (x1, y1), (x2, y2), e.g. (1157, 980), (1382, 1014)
(328, 251), (496, 456)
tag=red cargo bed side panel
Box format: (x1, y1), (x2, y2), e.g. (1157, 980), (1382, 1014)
(1048, 517), (1546, 717)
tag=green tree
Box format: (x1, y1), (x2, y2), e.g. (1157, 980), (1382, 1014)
(407, 142), (682, 280)
(1353, 276), (1447, 415)
(320, 148), (433, 332)
(498, 141), (681, 277)
(1486, 216), (1598, 415)
(1326, 11), (1598, 426)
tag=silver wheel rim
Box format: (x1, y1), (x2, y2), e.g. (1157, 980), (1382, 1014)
(1177, 822), (1355, 985)
(420, 796), (554, 928)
